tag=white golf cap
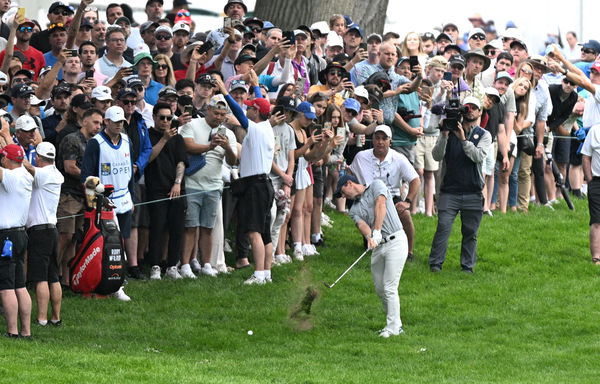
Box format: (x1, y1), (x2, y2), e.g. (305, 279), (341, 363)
(172, 22), (190, 34)
(294, 29), (307, 37)
(30, 95), (45, 106)
(325, 31), (344, 49)
(484, 38), (503, 50)
(0, 70), (7, 85)
(484, 86), (500, 99)
(154, 25), (172, 36)
(310, 21), (329, 36)
(15, 115), (37, 132)
(463, 96), (482, 109)
(354, 85), (369, 102)
(92, 86), (113, 101)
(36, 142), (56, 160)
(373, 125), (392, 138)
(105, 106), (126, 122)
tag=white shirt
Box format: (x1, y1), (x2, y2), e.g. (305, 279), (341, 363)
(98, 54), (132, 79)
(136, 102), (155, 129)
(583, 87), (600, 129)
(0, 166), (33, 229)
(239, 120), (275, 178)
(349, 148), (419, 197)
(180, 118), (237, 191)
(581, 124), (600, 176)
(27, 165), (64, 227)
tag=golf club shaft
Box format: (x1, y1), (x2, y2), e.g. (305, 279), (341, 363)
(326, 249), (370, 288)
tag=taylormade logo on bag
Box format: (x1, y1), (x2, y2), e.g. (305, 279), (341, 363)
(73, 247), (101, 286)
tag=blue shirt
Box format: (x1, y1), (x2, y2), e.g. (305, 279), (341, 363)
(43, 52), (63, 80)
(144, 79), (163, 106)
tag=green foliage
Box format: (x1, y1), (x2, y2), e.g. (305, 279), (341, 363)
(1, 199), (597, 383)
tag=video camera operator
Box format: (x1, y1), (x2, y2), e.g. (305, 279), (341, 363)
(428, 96), (491, 273)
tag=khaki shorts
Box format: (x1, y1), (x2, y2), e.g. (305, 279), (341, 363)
(56, 193), (85, 235)
(414, 135), (439, 171)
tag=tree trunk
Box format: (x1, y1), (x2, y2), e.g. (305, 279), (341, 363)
(253, 0), (389, 35)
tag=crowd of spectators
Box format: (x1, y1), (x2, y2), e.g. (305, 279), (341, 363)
(1, 0), (599, 338)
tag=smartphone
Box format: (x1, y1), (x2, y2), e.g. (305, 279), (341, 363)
(443, 71), (452, 81)
(85, 69), (94, 78)
(184, 105), (193, 115)
(217, 126), (227, 136)
(294, 77), (305, 98)
(223, 17), (232, 28)
(66, 49), (78, 57)
(336, 127), (345, 138)
(198, 41), (214, 55)
(282, 30), (296, 45)
(312, 124), (323, 136)
(17, 7), (25, 21)
(131, 67), (138, 75)
(359, 42), (367, 51)
(409, 55), (419, 69)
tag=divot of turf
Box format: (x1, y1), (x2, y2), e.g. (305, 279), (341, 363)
(288, 266), (319, 331)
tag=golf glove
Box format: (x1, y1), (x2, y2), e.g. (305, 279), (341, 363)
(371, 229), (382, 246)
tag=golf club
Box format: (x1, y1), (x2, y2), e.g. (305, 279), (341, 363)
(323, 248), (371, 288)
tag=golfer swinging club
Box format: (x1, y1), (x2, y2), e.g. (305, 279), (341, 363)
(335, 174), (408, 338)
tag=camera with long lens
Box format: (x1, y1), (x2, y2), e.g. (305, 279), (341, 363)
(432, 97), (468, 131)
(397, 107), (422, 121)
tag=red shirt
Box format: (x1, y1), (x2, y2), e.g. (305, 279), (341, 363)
(174, 63), (214, 82)
(0, 45), (46, 81)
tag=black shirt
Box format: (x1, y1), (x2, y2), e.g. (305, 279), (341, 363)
(30, 30), (51, 53)
(58, 130), (88, 198)
(145, 127), (188, 195)
(483, 103), (504, 141)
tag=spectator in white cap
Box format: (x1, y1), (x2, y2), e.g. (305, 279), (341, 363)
(80, 105), (133, 300)
(310, 21), (329, 57)
(172, 22), (190, 56)
(91, 85), (113, 113)
(324, 32), (344, 62)
(23, 141), (64, 328)
(14, 115), (39, 166)
(467, 28), (487, 50)
(154, 25), (174, 59)
(0, 70), (8, 94)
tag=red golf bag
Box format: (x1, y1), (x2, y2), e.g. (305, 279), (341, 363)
(69, 185), (126, 295)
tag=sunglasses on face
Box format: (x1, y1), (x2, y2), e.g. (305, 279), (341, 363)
(451, 64), (464, 70)
(133, 86), (144, 93)
(120, 99), (136, 105)
(52, 10), (71, 16)
(250, 27), (262, 33)
(471, 34), (486, 41)
(13, 78), (27, 84)
(485, 49), (497, 56)
(328, 70), (343, 77)
(18, 27), (33, 33)
(156, 35), (171, 41)
(156, 64), (168, 70)
(177, 11), (191, 17)
(583, 48), (597, 55)
(520, 68), (533, 75)
(157, 115), (173, 121)
(563, 79), (575, 86)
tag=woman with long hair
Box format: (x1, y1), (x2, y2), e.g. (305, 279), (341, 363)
(152, 54), (176, 87)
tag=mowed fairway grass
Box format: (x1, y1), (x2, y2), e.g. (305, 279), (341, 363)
(1, 198), (598, 383)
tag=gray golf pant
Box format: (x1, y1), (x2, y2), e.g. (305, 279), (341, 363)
(371, 230), (408, 334)
(429, 192), (484, 270)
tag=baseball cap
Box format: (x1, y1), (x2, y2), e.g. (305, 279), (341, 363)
(126, 76), (144, 89)
(71, 94), (92, 109)
(115, 16), (131, 26)
(325, 31), (344, 49)
(243, 98), (271, 115)
(117, 87), (137, 99)
(243, 17), (264, 29)
(591, 61), (600, 73)
(343, 98), (361, 114)
(580, 40), (600, 53)
(39, 66), (53, 78)
(310, 21), (329, 37)
(366, 33), (382, 44)
(36, 142), (56, 160)
(0, 71), (8, 85)
(51, 84), (71, 98)
(373, 125), (392, 138)
(105, 106), (126, 122)
(495, 71), (514, 84)
(443, 22), (458, 31)
(463, 96), (481, 109)
(334, 174), (359, 198)
(224, 0), (247, 13)
(11, 84), (34, 98)
(18, 19), (35, 28)
(484, 39), (503, 51)
(30, 95), (45, 106)
(49, 1), (74, 14)
(449, 55), (466, 67)
(230, 79), (248, 92)
(276, 96), (297, 111)
(484, 87), (501, 103)
(208, 94), (229, 111)
(146, 0), (163, 5)
(173, 22), (191, 34)
(346, 25), (363, 38)
(140, 21), (159, 34)
(234, 54), (258, 66)
(154, 25), (173, 37)
(15, 115), (38, 132)
(196, 74), (214, 85)
(158, 86), (178, 98)
(427, 55), (448, 69)
(48, 23), (67, 33)
(92, 86), (113, 101)
(436, 32), (452, 43)
(0, 144), (25, 163)
(509, 39), (528, 51)
(354, 86), (369, 102)
(241, 43), (257, 53)
(134, 52), (156, 67)
(296, 102), (317, 120)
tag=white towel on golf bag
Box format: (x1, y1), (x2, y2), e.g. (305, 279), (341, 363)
(295, 157), (312, 190)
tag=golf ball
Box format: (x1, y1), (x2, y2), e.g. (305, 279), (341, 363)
(247, 330), (253, 335)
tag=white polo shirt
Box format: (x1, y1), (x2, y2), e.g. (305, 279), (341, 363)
(0, 166), (33, 229)
(350, 148), (419, 197)
(239, 120), (275, 178)
(180, 118), (238, 191)
(27, 165), (64, 227)
(583, 87), (600, 129)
